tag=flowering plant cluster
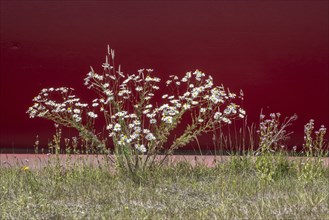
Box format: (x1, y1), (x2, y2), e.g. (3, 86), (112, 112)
(256, 112), (297, 154)
(27, 46), (245, 173)
(303, 119), (327, 157)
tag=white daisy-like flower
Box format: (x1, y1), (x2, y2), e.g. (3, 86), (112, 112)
(133, 120), (141, 125)
(183, 103), (190, 110)
(134, 126), (141, 133)
(162, 116), (173, 124)
(193, 70), (205, 78)
(87, 112), (98, 118)
(222, 117), (232, 124)
(224, 108), (231, 115)
(72, 114), (82, 122)
(146, 113), (156, 118)
(214, 112), (222, 120)
(183, 92), (191, 97)
(113, 123), (121, 132)
(143, 129), (150, 134)
(145, 133), (156, 141)
(130, 133), (139, 140)
(135, 144), (147, 153)
(143, 109), (150, 114)
(145, 76), (152, 82)
(104, 90), (113, 97)
(116, 111), (127, 117)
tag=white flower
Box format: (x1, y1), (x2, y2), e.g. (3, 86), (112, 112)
(116, 111), (127, 117)
(94, 74), (104, 81)
(228, 93), (236, 98)
(183, 103), (190, 110)
(87, 112), (98, 118)
(162, 94), (168, 99)
(106, 124), (113, 130)
(191, 91), (199, 98)
(73, 109), (81, 114)
(200, 108), (206, 113)
(133, 120), (141, 125)
(193, 70), (205, 78)
(145, 76), (152, 82)
(136, 86), (143, 91)
(224, 108), (231, 114)
(113, 123), (121, 132)
(146, 113), (156, 118)
(72, 114), (82, 122)
(162, 116), (173, 124)
(222, 117), (232, 124)
(143, 129), (150, 134)
(145, 133), (156, 141)
(134, 126), (141, 133)
(198, 118), (204, 123)
(183, 92), (190, 97)
(239, 108), (246, 115)
(92, 103), (99, 107)
(104, 90), (113, 97)
(130, 133), (139, 140)
(143, 109), (150, 114)
(135, 144), (147, 153)
(150, 119), (157, 124)
(214, 112), (222, 120)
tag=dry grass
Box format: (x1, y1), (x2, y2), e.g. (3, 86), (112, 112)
(1, 155), (328, 219)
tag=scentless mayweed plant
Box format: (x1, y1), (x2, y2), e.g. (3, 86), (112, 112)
(27, 45), (245, 177)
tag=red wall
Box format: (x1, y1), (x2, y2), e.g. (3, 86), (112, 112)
(0, 1), (328, 151)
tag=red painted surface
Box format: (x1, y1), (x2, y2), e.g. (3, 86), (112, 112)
(0, 1), (328, 152)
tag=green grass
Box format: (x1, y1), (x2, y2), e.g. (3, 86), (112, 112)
(1, 156), (329, 219)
